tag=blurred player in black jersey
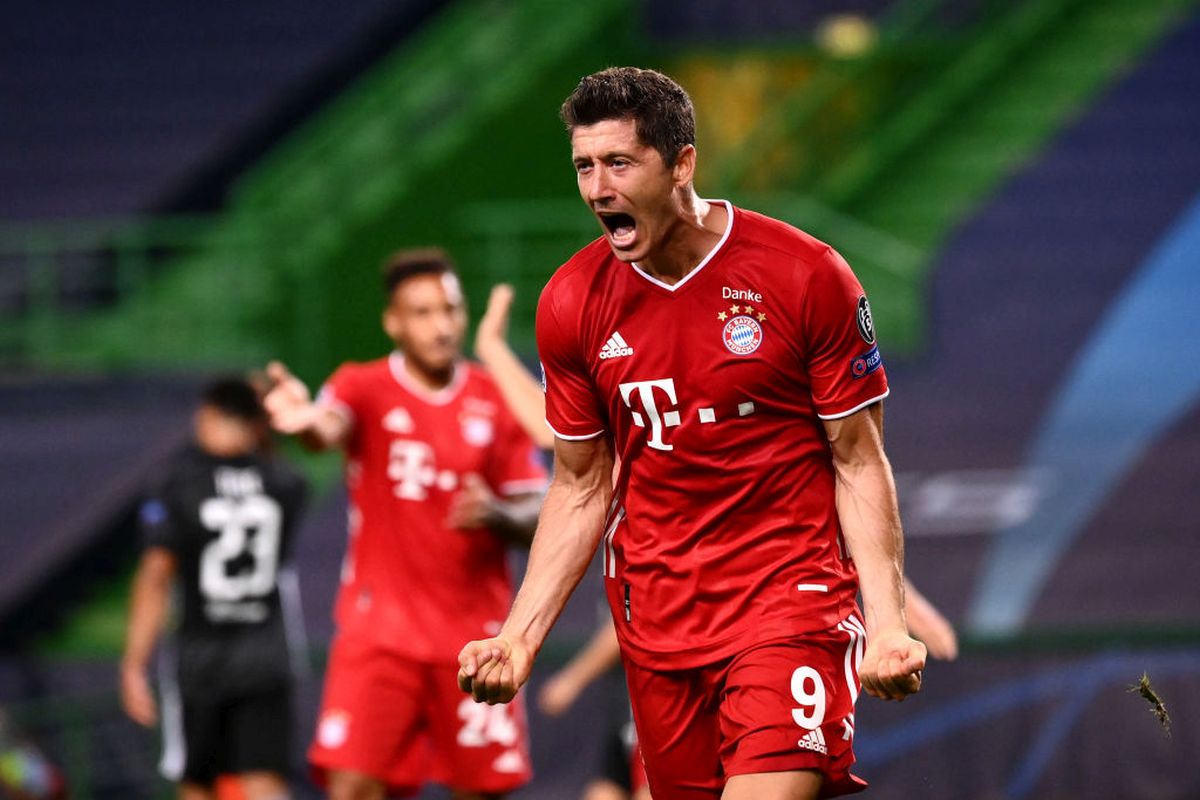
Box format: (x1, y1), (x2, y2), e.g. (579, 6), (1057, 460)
(121, 377), (309, 800)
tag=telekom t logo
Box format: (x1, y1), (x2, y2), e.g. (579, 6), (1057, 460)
(619, 379), (681, 451)
(388, 439), (458, 500)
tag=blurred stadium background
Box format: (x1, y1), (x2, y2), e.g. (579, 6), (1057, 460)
(2, 0), (1198, 797)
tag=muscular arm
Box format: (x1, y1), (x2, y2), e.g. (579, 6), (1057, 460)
(263, 361), (351, 451)
(120, 547), (177, 726)
(459, 434), (615, 704)
(824, 402), (925, 700)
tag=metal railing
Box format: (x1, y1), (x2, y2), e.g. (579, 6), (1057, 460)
(0, 188), (930, 374)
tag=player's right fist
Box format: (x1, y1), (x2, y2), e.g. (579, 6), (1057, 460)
(457, 636), (533, 706)
(263, 361), (317, 434)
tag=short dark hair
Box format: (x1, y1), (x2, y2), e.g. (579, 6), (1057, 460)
(560, 67), (696, 166)
(200, 376), (265, 422)
(381, 248), (457, 297)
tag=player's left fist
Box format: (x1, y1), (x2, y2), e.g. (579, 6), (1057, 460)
(860, 628), (926, 702)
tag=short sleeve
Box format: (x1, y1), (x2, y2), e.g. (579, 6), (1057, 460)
(315, 363), (361, 425)
(485, 408), (549, 497)
(139, 475), (181, 553)
(536, 283), (608, 440)
(275, 465), (310, 561)
(801, 247), (890, 419)
(275, 465), (310, 527)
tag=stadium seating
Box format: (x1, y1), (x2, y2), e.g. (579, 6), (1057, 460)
(0, 1), (428, 220)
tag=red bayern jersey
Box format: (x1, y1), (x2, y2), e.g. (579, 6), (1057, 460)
(318, 353), (547, 661)
(537, 202), (889, 670)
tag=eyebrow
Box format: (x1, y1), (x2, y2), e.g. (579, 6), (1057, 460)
(573, 149), (636, 164)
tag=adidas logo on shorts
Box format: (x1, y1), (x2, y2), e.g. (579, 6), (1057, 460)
(492, 750), (526, 773)
(797, 727), (828, 755)
(598, 331), (634, 360)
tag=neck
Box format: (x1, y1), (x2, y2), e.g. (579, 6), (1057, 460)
(197, 429), (257, 458)
(638, 194), (727, 285)
(402, 353), (455, 391)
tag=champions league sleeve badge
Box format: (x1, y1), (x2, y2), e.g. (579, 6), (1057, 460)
(716, 303), (766, 355)
(856, 295), (876, 344)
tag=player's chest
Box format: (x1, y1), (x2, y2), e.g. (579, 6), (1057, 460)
(586, 281), (804, 423)
(358, 394), (498, 500)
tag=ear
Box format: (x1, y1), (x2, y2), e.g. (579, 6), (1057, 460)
(672, 144), (697, 187)
(382, 306), (402, 341)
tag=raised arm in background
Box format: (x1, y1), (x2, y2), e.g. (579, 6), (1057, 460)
(474, 285), (555, 449)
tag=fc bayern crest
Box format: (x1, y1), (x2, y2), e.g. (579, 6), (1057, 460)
(460, 415), (495, 447)
(722, 315), (764, 355)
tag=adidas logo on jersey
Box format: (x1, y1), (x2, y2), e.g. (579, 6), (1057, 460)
(599, 332), (634, 360)
(383, 406), (414, 434)
(797, 727), (828, 755)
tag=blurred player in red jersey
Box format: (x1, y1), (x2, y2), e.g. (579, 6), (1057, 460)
(459, 68), (927, 799)
(265, 249), (548, 800)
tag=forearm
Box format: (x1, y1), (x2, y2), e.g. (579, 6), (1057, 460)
(293, 410), (348, 451)
(834, 455), (907, 636)
(500, 479), (611, 655)
(476, 339), (555, 450)
(122, 559), (171, 672)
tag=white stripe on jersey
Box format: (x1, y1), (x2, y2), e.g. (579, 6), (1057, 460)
(816, 388), (891, 421)
(837, 613), (866, 703)
(545, 419), (606, 441)
(602, 506), (626, 579)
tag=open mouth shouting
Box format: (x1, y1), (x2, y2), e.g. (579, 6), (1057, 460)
(598, 211), (638, 250)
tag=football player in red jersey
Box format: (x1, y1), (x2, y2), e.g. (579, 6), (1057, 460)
(265, 249), (547, 800)
(476, 284), (957, 800)
(459, 68), (927, 800)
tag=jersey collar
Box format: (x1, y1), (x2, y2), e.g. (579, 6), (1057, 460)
(630, 199), (734, 293)
(388, 351), (466, 406)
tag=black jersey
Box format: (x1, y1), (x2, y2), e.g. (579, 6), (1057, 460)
(140, 445), (308, 697)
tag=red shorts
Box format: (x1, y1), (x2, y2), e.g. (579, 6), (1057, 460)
(623, 613), (868, 799)
(308, 631), (532, 796)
